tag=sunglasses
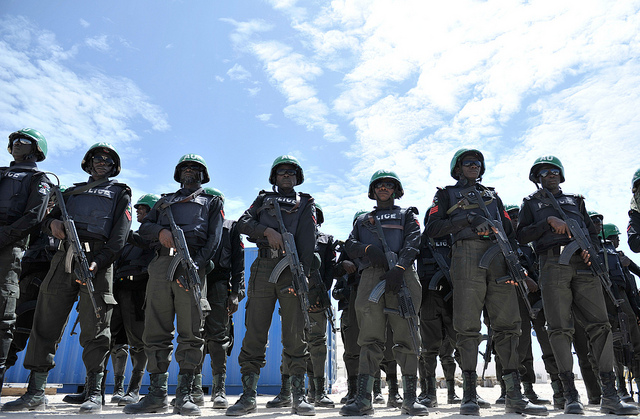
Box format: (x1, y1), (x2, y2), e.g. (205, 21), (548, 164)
(276, 169), (297, 176)
(538, 168), (561, 178)
(461, 160), (482, 167)
(181, 164), (202, 172)
(12, 138), (33, 146)
(374, 181), (395, 190)
(92, 155), (114, 166)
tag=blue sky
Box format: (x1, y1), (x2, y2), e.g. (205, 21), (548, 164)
(2, 0), (640, 258)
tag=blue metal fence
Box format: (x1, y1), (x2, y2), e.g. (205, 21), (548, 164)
(5, 247), (336, 395)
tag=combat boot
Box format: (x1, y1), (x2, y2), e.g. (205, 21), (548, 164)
(401, 375), (429, 416)
(111, 375), (126, 403)
(79, 371), (103, 413)
(2, 371), (48, 411)
(503, 371), (548, 416)
(118, 370), (144, 406)
(558, 371), (584, 414)
(226, 373), (259, 416)
(523, 381), (551, 405)
(550, 379), (565, 410)
(211, 373), (228, 409)
(460, 370), (479, 416)
(419, 376), (437, 407)
(191, 373), (204, 406)
(447, 379), (461, 404)
(0, 367), (4, 404)
(63, 376), (87, 404)
(266, 374), (291, 408)
(387, 374), (403, 408)
(341, 376), (357, 404)
(600, 371), (639, 415)
(291, 374), (315, 415)
(339, 374), (375, 416)
(372, 375), (385, 404)
(174, 373), (201, 416)
(495, 378), (506, 404)
(307, 373), (316, 404)
(417, 377), (428, 404)
(110, 346), (128, 403)
(123, 372), (169, 414)
(314, 377), (335, 407)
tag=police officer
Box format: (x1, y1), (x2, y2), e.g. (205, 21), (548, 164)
(517, 155), (637, 415)
(628, 168), (640, 253)
(426, 149), (545, 416)
(3, 142), (131, 413)
(341, 170), (427, 416)
(0, 128), (51, 398)
(112, 193), (160, 406)
(228, 155), (316, 416)
(124, 154), (223, 417)
(202, 187), (245, 410)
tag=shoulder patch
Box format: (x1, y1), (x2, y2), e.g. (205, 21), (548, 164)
(38, 182), (51, 195)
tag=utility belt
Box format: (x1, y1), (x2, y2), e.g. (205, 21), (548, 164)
(60, 240), (102, 253)
(157, 246), (199, 257)
(544, 245), (579, 257)
(258, 248), (283, 259)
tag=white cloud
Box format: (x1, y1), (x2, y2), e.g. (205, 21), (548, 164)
(215, 75), (224, 82)
(79, 19), (90, 28)
(85, 35), (110, 52)
(246, 87), (261, 96)
(256, 113), (272, 122)
(227, 63), (251, 81)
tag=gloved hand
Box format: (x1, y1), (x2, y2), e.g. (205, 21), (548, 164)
(467, 213), (492, 235)
(382, 266), (405, 294)
(366, 245), (389, 269)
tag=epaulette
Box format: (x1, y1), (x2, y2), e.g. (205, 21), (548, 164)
(112, 182), (132, 196)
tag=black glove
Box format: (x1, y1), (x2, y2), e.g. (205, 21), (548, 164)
(366, 245), (389, 269)
(467, 213), (492, 235)
(382, 266), (405, 294)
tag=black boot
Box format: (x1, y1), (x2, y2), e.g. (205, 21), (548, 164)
(2, 371), (48, 411)
(63, 377), (87, 404)
(503, 372), (548, 416)
(291, 374), (315, 416)
(372, 375), (385, 404)
(417, 377), (428, 404)
(600, 371), (638, 415)
(341, 376), (357, 404)
(523, 381), (551, 405)
(110, 345), (128, 404)
(339, 374), (374, 416)
(314, 377), (335, 407)
(307, 373), (316, 404)
(79, 371), (104, 413)
(190, 373), (204, 407)
(226, 373), (259, 416)
(558, 371), (584, 414)
(266, 374), (291, 408)
(387, 375), (403, 408)
(173, 373), (201, 416)
(211, 373), (228, 409)
(419, 376), (437, 407)
(447, 379), (461, 404)
(495, 378), (506, 404)
(119, 370), (144, 406)
(550, 379), (565, 410)
(401, 375), (429, 416)
(123, 372), (169, 414)
(460, 370), (479, 416)
(111, 375), (126, 404)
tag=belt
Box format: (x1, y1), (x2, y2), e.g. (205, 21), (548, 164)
(545, 245), (577, 257)
(158, 247), (174, 256)
(258, 248), (282, 259)
(60, 241), (94, 253)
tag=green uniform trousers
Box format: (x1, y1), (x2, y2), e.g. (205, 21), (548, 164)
(238, 256), (308, 376)
(0, 245), (21, 367)
(143, 254), (208, 374)
(539, 251), (613, 374)
(355, 266), (422, 376)
(450, 239), (521, 372)
(204, 279), (232, 375)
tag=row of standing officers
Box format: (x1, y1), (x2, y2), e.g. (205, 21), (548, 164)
(1, 128), (640, 417)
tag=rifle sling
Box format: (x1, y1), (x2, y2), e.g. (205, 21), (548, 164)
(159, 187), (204, 210)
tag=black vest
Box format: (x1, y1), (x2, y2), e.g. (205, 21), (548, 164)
(157, 192), (218, 249)
(417, 234), (451, 282)
(355, 206), (406, 255)
(65, 180), (126, 241)
(524, 190), (589, 252)
(256, 192), (310, 238)
(0, 165), (41, 225)
(601, 242), (626, 287)
(213, 219), (235, 271)
(115, 241), (154, 281)
(446, 184), (500, 243)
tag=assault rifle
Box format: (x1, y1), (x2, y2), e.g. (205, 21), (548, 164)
(165, 205), (205, 323)
(425, 237), (453, 302)
(470, 189), (540, 319)
(367, 213), (421, 356)
(310, 271), (337, 333)
(268, 200), (313, 332)
(51, 181), (102, 323)
(479, 327), (493, 381)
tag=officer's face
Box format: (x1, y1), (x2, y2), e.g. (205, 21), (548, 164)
(90, 152), (114, 179)
(275, 164), (297, 190)
(508, 210), (518, 231)
(537, 164), (561, 191)
(610, 235), (620, 248)
(179, 163), (202, 186)
(373, 179), (395, 203)
(136, 205), (150, 223)
(11, 137), (35, 162)
(591, 216), (602, 232)
(460, 155), (482, 182)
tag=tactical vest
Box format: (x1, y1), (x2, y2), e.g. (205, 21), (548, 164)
(524, 191), (590, 252)
(213, 219), (235, 271)
(65, 180), (125, 241)
(256, 192), (310, 238)
(417, 235), (451, 281)
(601, 242), (625, 286)
(0, 166), (39, 226)
(446, 185), (500, 243)
(157, 193), (215, 249)
(355, 206), (406, 255)
(115, 242), (155, 280)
